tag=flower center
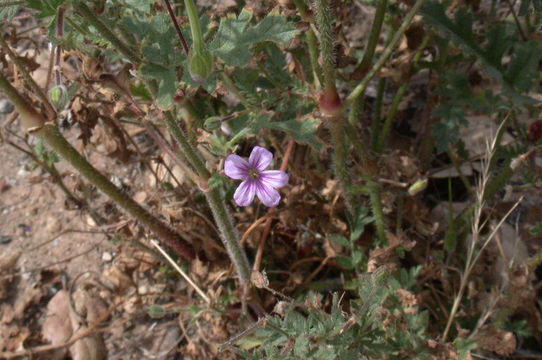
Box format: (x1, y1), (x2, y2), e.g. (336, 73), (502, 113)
(248, 168), (260, 179)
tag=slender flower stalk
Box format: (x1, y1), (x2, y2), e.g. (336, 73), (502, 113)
(355, 0), (389, 77)
(184, 0), (213, 81)
(346, 0), (425, 104)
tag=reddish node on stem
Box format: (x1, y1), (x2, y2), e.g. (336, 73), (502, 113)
(528, 120), (542, 142)
(318, 89), (343, 120)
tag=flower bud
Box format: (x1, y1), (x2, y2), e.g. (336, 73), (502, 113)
(204, 116), (221, 131)
(188, 48), (213, 83)
(408, 178), (428, 196)
(48, 85), (69, 110)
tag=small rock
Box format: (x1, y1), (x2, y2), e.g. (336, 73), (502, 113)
(134, 191), (147, 203)
(101, 252), (112, 262)
(0, 99), (14, 114)
(45, 217), (61, 234)
(0, 236), (12, 245)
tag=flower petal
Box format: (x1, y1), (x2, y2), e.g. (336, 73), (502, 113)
(234, 180), (256, 206)
(255, 182), (281, 207)
(248, 146), (273, 171)
(224, 154), (249, 180)
(260, 170), (289, 188)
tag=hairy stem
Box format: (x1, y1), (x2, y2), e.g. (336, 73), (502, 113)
(205, 188), (252, 284)
(370, 78), (386, 148)
(367, 180), (387, 244)
(357, 0), (389, 74)
(314, 0), (337, 94)
(0, 74), (194, 261)
(375, 83), (407, 153)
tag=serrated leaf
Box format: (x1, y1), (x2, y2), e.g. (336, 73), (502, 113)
(156, 72), (176, 109)
(140, 63), (170, 78)
(505, 41), (542, 92)
(27, 0), (64, 17)
(422, 2), (505, 82)
(329, 234), (351, 248)
(210, 10), (297, 67)
(242, 14), (297, 45)
(209, 10), (253, 67)
(261, 118), (321, 150)
(140, 64), (177, 109)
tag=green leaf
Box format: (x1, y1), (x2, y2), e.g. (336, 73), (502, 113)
(140, 63), (170, 78)
(209, 9), (253, 67)
(334, 256), (354, 270)
(27, 0), (64, 18)
(209, 9), (297, 67)
(329, 234), (351, 248)
(505, 41), (542, 92)
(124, 0), (154, 12)
(140, 63), (177, 108)
(422, 2), (505, 82)
(242, 13), (297, 45)
(255, 116), (321, 150)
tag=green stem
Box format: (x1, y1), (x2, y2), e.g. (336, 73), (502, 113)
(375, 83), (407, 153)
(306, 30), (323, 88)
(184, 0), (204, 51)
(162, 111), (210, 180)
(367, 180), (387, 245)
(314, 0), (337, 93)
(205, 188), (251, 284)
(73, 1), (142, 64)
(330, 121), (354, 213)
(358, 0), (389, 73)
(370, 78), (386, 149)
(0, 74), (194, 261)
(346, 0), (424, 104)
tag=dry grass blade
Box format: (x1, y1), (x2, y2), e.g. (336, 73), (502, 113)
(150, 239), (210, 304)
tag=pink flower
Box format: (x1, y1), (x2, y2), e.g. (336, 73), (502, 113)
(224, 146), (289, 207)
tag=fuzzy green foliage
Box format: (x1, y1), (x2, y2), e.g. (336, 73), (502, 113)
(209, 9), (297, 67)
(231, 269), (430, 359)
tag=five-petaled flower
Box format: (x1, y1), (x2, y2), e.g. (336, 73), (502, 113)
(224, 146), (289, 207)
